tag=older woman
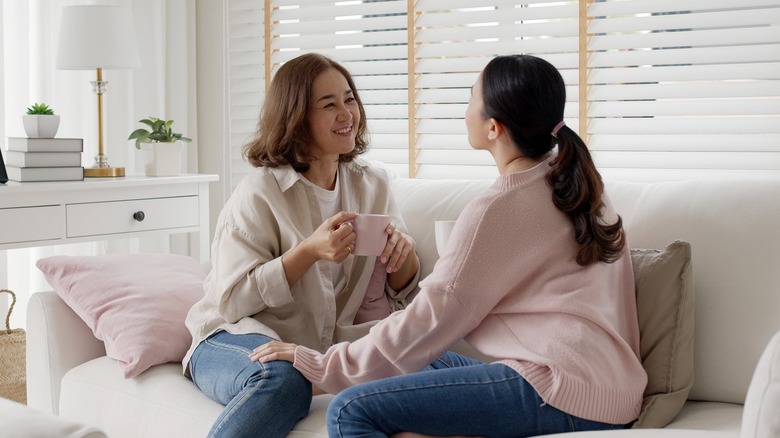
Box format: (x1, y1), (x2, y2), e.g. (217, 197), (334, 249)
(183, 53), (420, 438)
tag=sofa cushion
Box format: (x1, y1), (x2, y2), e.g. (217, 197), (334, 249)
(631, 241), (695, 428)
(0, 396), (107, 438)
(605, 177), (780, 406)
(36, 254), (206, 378)
(741, 329), (780, 438)
(59, 357), (333, 438)
(665, 401), (743, 434)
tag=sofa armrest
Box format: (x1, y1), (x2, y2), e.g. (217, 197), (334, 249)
(0, 397), (107, 438)
(741, 329), (780, 438)
(26, 291), (106, 415)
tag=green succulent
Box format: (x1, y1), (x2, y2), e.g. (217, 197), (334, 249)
(128, 117), (192, 149)
(26, 103), (55, 115)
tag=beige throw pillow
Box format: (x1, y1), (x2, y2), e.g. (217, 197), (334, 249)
(631, 240), (695, 428)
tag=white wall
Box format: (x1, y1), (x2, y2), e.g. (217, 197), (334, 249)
(195, 0), (228, 244)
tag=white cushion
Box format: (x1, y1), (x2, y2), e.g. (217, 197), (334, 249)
(605, 177), (780, 405)
(543, 430), (737, 438)
(542, 402), (742, 437)
(59, 356), (332, 438)
(60, 358), (218, 438)
(0, 396), (107, 438)
(666, 401), (742, 434)
(741, 329), (780, 438)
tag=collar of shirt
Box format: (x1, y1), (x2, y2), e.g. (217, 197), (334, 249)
(269, 158), (370, 192)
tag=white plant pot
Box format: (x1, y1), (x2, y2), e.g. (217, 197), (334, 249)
(141, 142), (183, 177)
(23, 114), (60, 138)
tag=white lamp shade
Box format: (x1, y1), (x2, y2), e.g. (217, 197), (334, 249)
(56, 5), (141, 70)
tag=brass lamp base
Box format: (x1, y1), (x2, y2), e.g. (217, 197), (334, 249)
(83, 152), (125, 178)
(84, 167), (125, 177)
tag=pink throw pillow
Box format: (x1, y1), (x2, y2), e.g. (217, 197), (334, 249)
(36, 254), (206, 378)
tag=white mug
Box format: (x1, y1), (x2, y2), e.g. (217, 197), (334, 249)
(434, 220), (456, 256)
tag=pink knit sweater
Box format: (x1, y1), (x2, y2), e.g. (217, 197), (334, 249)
(294, 157), (647, 424)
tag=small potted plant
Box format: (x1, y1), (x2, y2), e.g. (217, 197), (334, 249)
(128, 117), (192, 177)
(23, 103), (60, 138)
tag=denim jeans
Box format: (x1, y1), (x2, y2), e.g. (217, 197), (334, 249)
(189, 331), (311, 438)
(327, 352), (626, 438)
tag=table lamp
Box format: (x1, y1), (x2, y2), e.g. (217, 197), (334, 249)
(56, 5), (141, 177)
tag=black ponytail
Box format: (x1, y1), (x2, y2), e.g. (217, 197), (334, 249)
(481, 55), (624, 266)
(547, 126), (625, 265)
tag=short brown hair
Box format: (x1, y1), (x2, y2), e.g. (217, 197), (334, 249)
(243, 53), (369, 171)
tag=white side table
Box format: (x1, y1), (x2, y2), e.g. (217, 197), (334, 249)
(0, 174), (217, 259)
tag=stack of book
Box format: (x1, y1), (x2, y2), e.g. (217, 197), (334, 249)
(4, 137), (84, 182)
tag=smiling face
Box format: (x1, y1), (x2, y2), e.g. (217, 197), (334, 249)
(307, 68), (360, 162)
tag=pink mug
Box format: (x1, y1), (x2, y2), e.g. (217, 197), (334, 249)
(352, 214), (390, 256)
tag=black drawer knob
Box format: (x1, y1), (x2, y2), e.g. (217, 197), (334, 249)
(132, 211), (145, 222)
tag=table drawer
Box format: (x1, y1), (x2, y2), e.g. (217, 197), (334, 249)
(66, 196), (199, 238)
(0, 206), (64, 244)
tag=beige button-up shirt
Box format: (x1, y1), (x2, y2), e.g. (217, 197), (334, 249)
(183, 159), (419, 374)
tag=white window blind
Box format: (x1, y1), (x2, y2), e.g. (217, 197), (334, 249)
(413, 1), (580, 179)
(588, 0), (780, 180)
(227, 0), (264, 191)
(226, 0), (780, 188)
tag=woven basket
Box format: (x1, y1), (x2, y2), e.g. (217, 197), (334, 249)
(0, 289), (26, 404)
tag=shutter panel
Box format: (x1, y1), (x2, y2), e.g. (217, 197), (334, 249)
(227, 0), (264, 190)
(226, 1), (780, 188)
(587, 0), (780, 176)
(412, 1), (580, 179)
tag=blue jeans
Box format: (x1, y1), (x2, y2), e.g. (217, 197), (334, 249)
(327, 352), (626, 437)
(189, 331), (311, 438)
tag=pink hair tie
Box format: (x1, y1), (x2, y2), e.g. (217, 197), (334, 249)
(551, 120), (566, 138)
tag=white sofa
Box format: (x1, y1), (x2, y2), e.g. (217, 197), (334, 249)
(26, 175), (780, 438)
